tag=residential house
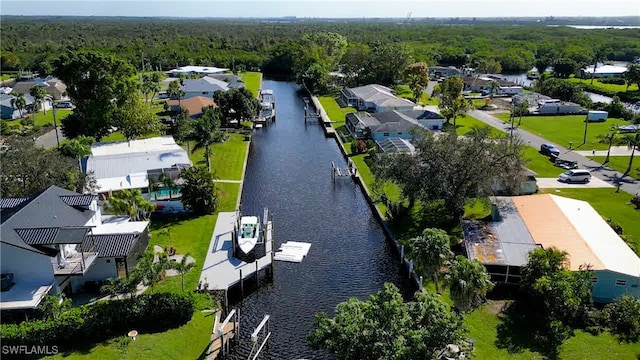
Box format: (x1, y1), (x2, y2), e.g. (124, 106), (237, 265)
(0, 93), (34, 120)
(0, 186), (150, 310)
(536, 99), (585, 115)
(180, 77), (230, 100)
(83, 136), (192, 204)
(345, 109), (444, 141)
(581, 65), (628, 78)
(462, 76), (517, 93)
(206, 73), (246, 89)
(168, 65), (229, 77)
(429, 66), (465, 79)
(10, 76), (67, 100)
(166, 96), (217, 118)
(462, 194), (640, 303)
(340, 84), (415, 113)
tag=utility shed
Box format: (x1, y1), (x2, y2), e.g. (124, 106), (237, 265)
(463, 194), (640, 303)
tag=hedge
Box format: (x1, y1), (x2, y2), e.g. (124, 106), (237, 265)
(0, 292), (194, 350)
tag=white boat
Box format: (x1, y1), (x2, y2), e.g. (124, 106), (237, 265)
(260, 102), (275, 121)
(237, 216), (260, 255)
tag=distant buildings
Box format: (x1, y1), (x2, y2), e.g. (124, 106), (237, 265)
(581, 65), (628, 78)
(167, 65), (229, 77)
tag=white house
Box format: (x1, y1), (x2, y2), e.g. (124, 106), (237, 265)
(168, 65), (229, 77)
(179, 77), (230, 100)
(0, 186), (149, 310)
(536, 99), (585, 115)
(340, 84), (415, 113)
(582, 65), (628, 78)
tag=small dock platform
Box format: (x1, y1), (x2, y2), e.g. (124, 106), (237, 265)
(199, 212), (273, 292)
(331, 160), (357, 180)
(274, 241), (312, 263)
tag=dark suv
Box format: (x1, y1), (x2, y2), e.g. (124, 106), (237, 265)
(540, 143), (560, 157)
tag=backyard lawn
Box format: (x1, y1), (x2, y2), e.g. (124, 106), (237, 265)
(522, 146), (564, 177)
(540, 188), (640, 255)
(318, 96), (356, 130)
(450, 114), (502, 137)
(393, 85), (437, 105)
(495, 113), (630, 151)
(187, 133), (249, 180)
(239, 71), (262, 98)
(589, 155), (640, 179)
(568, 77), (639, 93)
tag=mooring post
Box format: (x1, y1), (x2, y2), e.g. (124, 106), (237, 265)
(408, 260), (414, 279)
(400, 245), (404, 263)
(419, 275), (424, 291)
(256, 261), (259, 286)
(240, 269), (244, 298)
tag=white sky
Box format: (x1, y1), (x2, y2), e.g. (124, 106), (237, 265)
(1, 0), (638, 18)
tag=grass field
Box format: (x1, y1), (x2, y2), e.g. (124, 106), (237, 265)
(187, 133), (249, 180)
(451, 114), (502, 136)
(239, 71), (262, 98)
(318, 96), (356, 129)
(540, 188), (640, 255)
(590, 155), (640, 179)
(495, 113), (630, 150)
(568, 77), (638, 93)
(523, 146), (565, 177)
(393, 85), (438, 105)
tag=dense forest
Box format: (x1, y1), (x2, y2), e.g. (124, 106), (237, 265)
(2, 17), (640, 76)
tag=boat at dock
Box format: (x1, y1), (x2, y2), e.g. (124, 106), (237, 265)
(259, 101), (275, 122)
(237, 215), (260, 255)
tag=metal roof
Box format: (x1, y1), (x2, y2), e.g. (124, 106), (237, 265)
(15, 227), (90, 245)
(376, 138), (416, 154)
(0, 198), (30, 209)
(60, 195), (97, 207)
(82, 233), (138, 258)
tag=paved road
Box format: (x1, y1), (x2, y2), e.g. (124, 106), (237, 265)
(469, 110), (640, 196)
(36, 127), (65, 148)
(536, 177), (613, 189)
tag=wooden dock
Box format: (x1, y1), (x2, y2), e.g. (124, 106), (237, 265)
(198, 212), (274, 293)
(331, 160), (356, 180)
(207, 309), (240, 360)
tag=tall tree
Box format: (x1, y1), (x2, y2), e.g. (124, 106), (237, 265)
(0, 137), (77, 197)
(133, 250), (169, 293)
(596, 130), (617, 165)
(404, 62), (430, 103)
(103, 189), (155, 221)
(179, 166), (219, 215)
(408, 228), (453, 292)
(552, 57), (578, 78)
(53, 51), (138, 140)
(445, 256), (494, 312)
(292, 32), (347, 93)
(434, 76), (471, 127)
(166, 79), (185, 108)
(534, 56), (551, 76)
(625, 64), (640, 91)
(590, 48), (606, 85)
(307, 283), (467, 360)
(489, 80), (500, 99)
(10, 93), (27, 118)
(29, 85), (48, 115)
(213, 88), (260, 126)
(188, 107), (225, 170)
(113, 93), (159, 141)
(141, 72), (162, 104)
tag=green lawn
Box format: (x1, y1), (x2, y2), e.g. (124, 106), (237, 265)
(540, 188), (640, 254)
(495, 113), (630, 150)
(523, 146), (564, 177)
(589, 155), (640, 179)
(239, 71), (262, 98)
(49, 311), (214, 360)
(568, 77), (638, 93)
(450, 114), (502, 137)
(318, 96), (356, 129)
(465, 302), (640, 360)
(393, 85), (437, 105)
(187, 133), (249, 180)
(0, 73), (15, 81)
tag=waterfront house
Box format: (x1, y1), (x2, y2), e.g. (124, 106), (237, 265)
(462, 194), (640, 303)
(581, 65), (628, 78)
(180, 77), (230, 100)
(166, 96), (217, 118)
(83, 136), (192, 203)
(206, 73), (246, 89)
(0, 186), (150, 309)
(536, 99), (585, 115)
(340, 84), (415, 113)
(11, 76), (67, 100)
(345, 109), (444, 141)
(168, 65), (229, 77)
(462, 76), (516, 93)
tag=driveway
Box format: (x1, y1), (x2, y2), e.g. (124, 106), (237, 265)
(536, 177), (613, 189)
(36, 127), (65, 148)
(469, 110), (640, 196)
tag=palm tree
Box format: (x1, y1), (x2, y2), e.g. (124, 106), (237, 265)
(133, 250), (169, 293)
(189, 107), (224, 171)
(104, 189), (155, 221)
(516, 101), (528, 126)
(100, 276), (139, 299)
(10, 93), (27, 118)
(597, 130), (617, 165)
(159, 172), (176, 200)
(171, 253), (196, 291)
(445, 256), (494, 312)
(29, 85), (48, 115)
(408, 228), (454, 293)
(590, 49), (605, 85)
(489, 80), (500, 99)
(167, 79), (185, 108)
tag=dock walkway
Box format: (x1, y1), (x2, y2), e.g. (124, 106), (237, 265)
(199, 212), (273, 291)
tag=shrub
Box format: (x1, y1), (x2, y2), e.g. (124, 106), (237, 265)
(605, 295), (640, 342)
(0, 292), (195, 351)
(606, 218), (624, 234)
(20, 116), (34, 127)
(598, 78), (626, 85)
(631, 193), (640, 210)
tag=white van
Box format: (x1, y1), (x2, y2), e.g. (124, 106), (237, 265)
(558, 169), (591, 183)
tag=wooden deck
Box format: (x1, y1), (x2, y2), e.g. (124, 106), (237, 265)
(199, 212), (273, 291)
(208, 321), (238, 360)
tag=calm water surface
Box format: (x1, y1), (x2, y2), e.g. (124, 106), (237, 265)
(229, 80), (413, 360)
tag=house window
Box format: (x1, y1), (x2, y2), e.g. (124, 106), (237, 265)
(591, 277), (598, 284)
(383, 132), (390, 137)
(615, 279), (627, 286)
(398, 132), (403, 135)
(106, 259), (111, 263)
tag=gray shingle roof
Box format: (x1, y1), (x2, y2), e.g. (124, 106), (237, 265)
(181, 77), (230, 93)
(347, 84), (415, 108)
(81, 234), (138, 258)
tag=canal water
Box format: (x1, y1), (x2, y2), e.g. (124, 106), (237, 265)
(229, 79), (414, 359)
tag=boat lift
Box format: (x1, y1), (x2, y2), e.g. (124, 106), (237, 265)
(247, 315), (271, 360)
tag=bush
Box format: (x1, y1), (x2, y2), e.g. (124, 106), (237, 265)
(598, 78), (626, 85)
(20, 116), (34, 127)
(0, 292), (195, 351)
(631, 193), (640, 210)
(606, 218), (624, 235)
(605, 295), (640, 342)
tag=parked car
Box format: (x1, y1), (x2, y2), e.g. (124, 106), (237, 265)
(54, 101), (73, 109)
(558, 169), (591, 183)
(540, 143), (560, 157)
